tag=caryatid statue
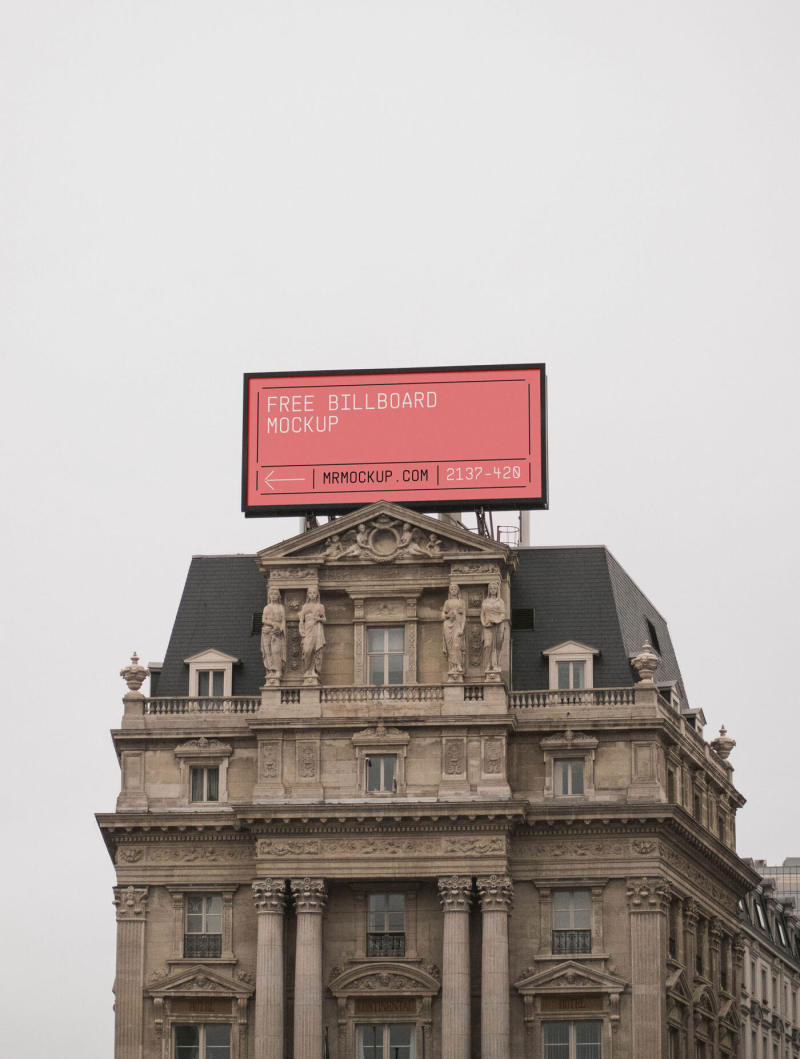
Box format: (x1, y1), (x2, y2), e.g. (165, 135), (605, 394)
(480, 580), (506, 678)
(441, 584), (466, 681)
(260, 587), (287, 686)
(299, 586), (326, 684)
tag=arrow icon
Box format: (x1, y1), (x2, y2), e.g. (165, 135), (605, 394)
(263, 469), (306, 491)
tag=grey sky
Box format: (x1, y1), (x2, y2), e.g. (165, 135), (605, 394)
(2, 1), (798, 1053)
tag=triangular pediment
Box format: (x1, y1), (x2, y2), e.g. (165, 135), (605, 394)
(183, 648), (239, 665)
(146, 965), (252, 998)
(543, 641), (600, 657)
(666, 967), (692, 1003)
(257, 501), (513, 569)
(692, 983), (718, 1014)
(329, 960), (440, 997)
(514, 959), (627, 995)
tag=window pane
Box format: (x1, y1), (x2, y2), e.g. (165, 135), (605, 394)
(557, 662), (570, 690)
(369, 655), (385, 685)
(206, 895), (223, 918)
(206, 767), (219, 801)
(576, 1020), (602, 1058)
(389, 1024), (413, 1058)
(570, 760), (584, 795)
(175, 1025), (199, 1059)
(388, 906), (405, 932)
(366, 757), (381, 792)
(387, 654), (404, 684)
(368, 629), (385, 652)
(383, 756), (395, 792)
(554, 760), (567, 795)
(205, 1025), (231, 1047)
(198, 671), (210, 696)
(573, 890), (591, 929)
(572, 661), (585, 689)
(212, 671), (225, 696)
(553, 891), (571, 929)
(359, 1025), (383, 1059)
(368, 895), (387, 931)
(191, 768), (204, 802)
(543, 1022), (570, 1058)
(387, 627), (404, 651)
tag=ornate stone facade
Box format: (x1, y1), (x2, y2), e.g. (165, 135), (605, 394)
(99, 501), (760, 1059)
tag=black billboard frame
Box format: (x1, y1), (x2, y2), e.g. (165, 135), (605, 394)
(241, 362), (548, 518)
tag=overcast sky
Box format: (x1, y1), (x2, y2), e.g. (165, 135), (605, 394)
(2, 1), (798, 1053)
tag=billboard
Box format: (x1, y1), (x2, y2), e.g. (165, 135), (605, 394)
(242, 364), (547, 517)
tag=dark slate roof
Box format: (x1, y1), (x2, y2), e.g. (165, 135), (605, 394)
(153, 546), (686, 704)
(510, 546), (687, 705)
(153, 556), (266, 697)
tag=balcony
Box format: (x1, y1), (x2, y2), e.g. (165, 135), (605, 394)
(510, 688), (635, 709)
(183, 933), (222, 958)
(367, 933), (406, 957)
(552, 930), (592, 955)
(143, 697), (259, 716)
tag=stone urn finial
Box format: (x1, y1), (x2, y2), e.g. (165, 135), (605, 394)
(630, 642), (660, 684)
(120, 652), (149, 692)
(710, 725), (736, 761)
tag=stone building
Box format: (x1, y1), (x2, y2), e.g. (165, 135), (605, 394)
(98, 501), (759, 1059)
(737, 865), (800, 1059)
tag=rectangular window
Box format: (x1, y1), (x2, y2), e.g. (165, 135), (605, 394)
(556, 660), (585, 690)
(175, 1025), (230, 1059)
(554, 759), (584, 796)
(191, 766), (219, 803)
(668, 1029), (680, 1059)
(197, 670), (225, 697)
(366, 754), (396, 794)
(367, 893), (405, 957)
(368, 627), (404, 685)
(552, 890), (591, 954)
(358, 1023), (414, 1059)
(184, 894), (223, 958)
(543, 1020), (601, 1058)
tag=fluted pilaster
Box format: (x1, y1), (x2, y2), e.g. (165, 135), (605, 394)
(291, 878), (327, 1059)
(438, 876), (473, 1059)
(253, 879), (286, 1059)
(477, 875), (512, 1059)
(627, 877), (669, 1058)
(113, 886), (149, 1059)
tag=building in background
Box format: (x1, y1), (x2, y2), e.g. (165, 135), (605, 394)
(737, 865), (800, 1059)
(98, 501), (760, 1059)
(752, 860), (800, 916)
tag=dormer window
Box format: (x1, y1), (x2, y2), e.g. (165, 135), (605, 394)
(184, 649), (238, 698)
(557, 661), (584, 690)
(543, 642), (599, 692)
(197, 670), (224, 697)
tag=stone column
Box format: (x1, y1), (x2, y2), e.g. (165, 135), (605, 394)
(253, 879), (286, 1059)
(626, 877), (669, 1058)
(112, 885), (149, 1059)
(438, 876), (473, 1059)
(684, 898), (698, 977)
(477, 874), (513, 1059)
(674, 896), (685, 965)
(291, 878), (327, 1059)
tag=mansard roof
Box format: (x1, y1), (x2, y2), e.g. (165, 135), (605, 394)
(510, 545), (687, 705)
(151, 507), (687, 702)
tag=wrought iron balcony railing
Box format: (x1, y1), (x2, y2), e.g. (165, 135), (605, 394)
(552, 930), (591, 955)
(183, 933), (222, 958)
(366, 933), (406, 957)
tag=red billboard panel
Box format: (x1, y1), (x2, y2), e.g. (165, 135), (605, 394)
(242, 364), (547, 516)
